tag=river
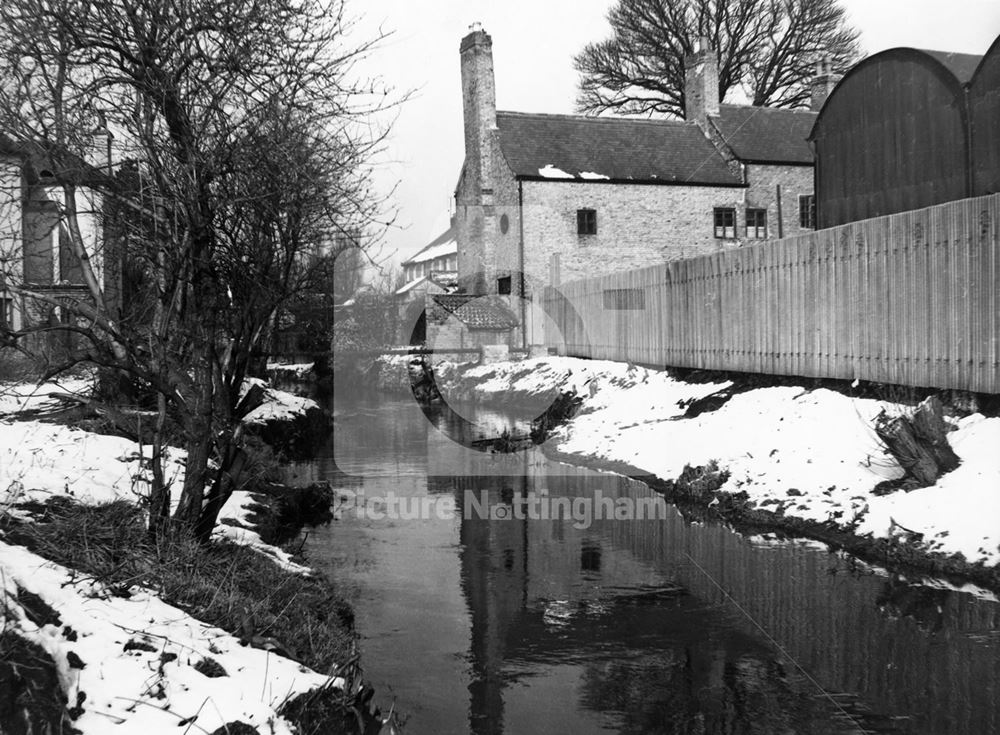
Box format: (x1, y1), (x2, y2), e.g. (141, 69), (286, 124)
(289, 386), (1000, 734)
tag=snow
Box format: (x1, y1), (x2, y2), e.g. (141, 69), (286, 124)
(242, 378), (320, 425)
(0, 376), (93, 417)
(394, 275), (429, 294)
(0, 541), (341, 735)
(0, 374), (341, 731)
(454, 357), (1000, 567)
(405, 236), (457, 265)
(538, 164), (574, 179)
(578, 171), (610, 180)
(266, 362), (315, 378)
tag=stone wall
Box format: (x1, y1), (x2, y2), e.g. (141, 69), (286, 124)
(744, 163), (815, 240)
(520, 180), (745, 288)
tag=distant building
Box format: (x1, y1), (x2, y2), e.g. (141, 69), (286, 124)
(396, 220), (459, 344)
(810, 35), (1000, 228)
(0, 137), (114, 352)
(455, 28), (820, 347)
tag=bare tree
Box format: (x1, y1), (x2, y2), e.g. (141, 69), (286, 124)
(575, 0), (860, 118)
(0, 0), (400, 541)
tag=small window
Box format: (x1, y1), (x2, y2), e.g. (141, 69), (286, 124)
(0, 296), (12, 327)
(603, 288), (644, 310)
(497, 276), (512, 295)
(799, 195), (816, 229)
(581, 543), (601, 572)
(577, 208), (597, 236)
(746, 208), (767, 239)
(714, 207), (736, 239)
(499, 213), (510, 234)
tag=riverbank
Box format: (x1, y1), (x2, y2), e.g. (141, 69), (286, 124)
(435, 356), (1000, 591)
(0, 375), (378, 734)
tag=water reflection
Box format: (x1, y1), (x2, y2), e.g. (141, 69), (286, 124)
(298, 387), (1000, 734)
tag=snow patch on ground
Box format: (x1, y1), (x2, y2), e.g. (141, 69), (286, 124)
(0, 377), (94, 417)
(266, 362), (315, 378)
(242, 377), (320, 424)
(0, 541), (340, 735)
(458, 357), (1000, 567)
(0, 376), (339, 731)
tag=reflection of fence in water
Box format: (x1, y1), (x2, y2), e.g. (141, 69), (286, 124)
(543, 193), (1000, 393)
(457, 468), (1000, 733)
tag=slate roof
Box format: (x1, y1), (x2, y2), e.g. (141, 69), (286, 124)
(430, 294), (519, 330)
(495, 111), (743, 186)
(711, 105), (816, 165)
(920, 49), (982, 84)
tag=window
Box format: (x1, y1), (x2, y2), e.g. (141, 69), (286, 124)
(603, 288), (645, 310)
(577, 208), (597, 235)
(581, 544), (602, 572)
(0, 296), (12, 327)
(799, 195), (816, 229)
(500, 213), (510, 234)
(497, 276), (512, 295)
(746, 208), (767, 239)
(714, 207), (736, 239)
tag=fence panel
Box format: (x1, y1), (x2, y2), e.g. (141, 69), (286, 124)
(539, 193), (1000, 393)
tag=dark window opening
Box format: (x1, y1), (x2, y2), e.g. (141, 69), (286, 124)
(714, 207), (736, 239)
(497, 276), (512, 295)
(746, 208), (767, 239)
(799, 195), (816, 229)
(581, 543), (602, 572)
(500, 213), (510, 234)
(577, 208), (597, 236)
(603, 288), (645, 310)
(0, 296), (12, 327)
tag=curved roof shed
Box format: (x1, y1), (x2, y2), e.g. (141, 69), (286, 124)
(970, 35), (1000, 196)
(810, 46), (983, 228)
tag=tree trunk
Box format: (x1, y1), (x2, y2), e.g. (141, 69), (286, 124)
(875, 396), (960, 489)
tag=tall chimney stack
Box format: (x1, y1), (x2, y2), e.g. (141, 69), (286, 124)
(810, 58), (839, 112)
(460, 24), (496, 196)
(684, 36), (720, 126)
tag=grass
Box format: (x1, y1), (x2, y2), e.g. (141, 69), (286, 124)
(5, 500), (355, 675)
(1, 498), (400, 733)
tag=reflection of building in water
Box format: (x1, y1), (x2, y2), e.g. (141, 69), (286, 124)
(456, 470), (823, 734)
(456, 466), (1000, 735)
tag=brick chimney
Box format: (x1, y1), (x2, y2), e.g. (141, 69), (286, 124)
(457, 23), (497, 295)
(460, 23), (496, 196)
(810, 59), (839, 112)
(684, 36), (720, 125)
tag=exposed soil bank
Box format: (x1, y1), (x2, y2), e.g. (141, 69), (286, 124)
(434, 356), (1000, 595)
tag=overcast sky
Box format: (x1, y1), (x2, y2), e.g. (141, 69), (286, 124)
(355, 0), (1000, 274)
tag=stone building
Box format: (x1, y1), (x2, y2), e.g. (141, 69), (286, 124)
(455, 28), (823, 348)
(395, 220), (460, 344)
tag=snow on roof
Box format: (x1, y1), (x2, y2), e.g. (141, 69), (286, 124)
(395, 275), (429, 295)
(579, 171), (610, 180)
(403, 223), (458, 266)
(407, 236), (457, 264)
(538, 164), (574, 179)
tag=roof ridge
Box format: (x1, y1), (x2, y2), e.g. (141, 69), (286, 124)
(718, 103), (817, 116)
(497, 110), (693, 128)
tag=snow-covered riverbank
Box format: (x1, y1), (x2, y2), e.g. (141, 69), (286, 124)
(438, 357), (1000, 573)
(0, 377), (350, 734)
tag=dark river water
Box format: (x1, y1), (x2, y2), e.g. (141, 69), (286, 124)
(289, 386), (1000, 735)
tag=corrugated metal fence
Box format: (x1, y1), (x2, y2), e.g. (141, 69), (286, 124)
(541, 193), (1000, 393)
